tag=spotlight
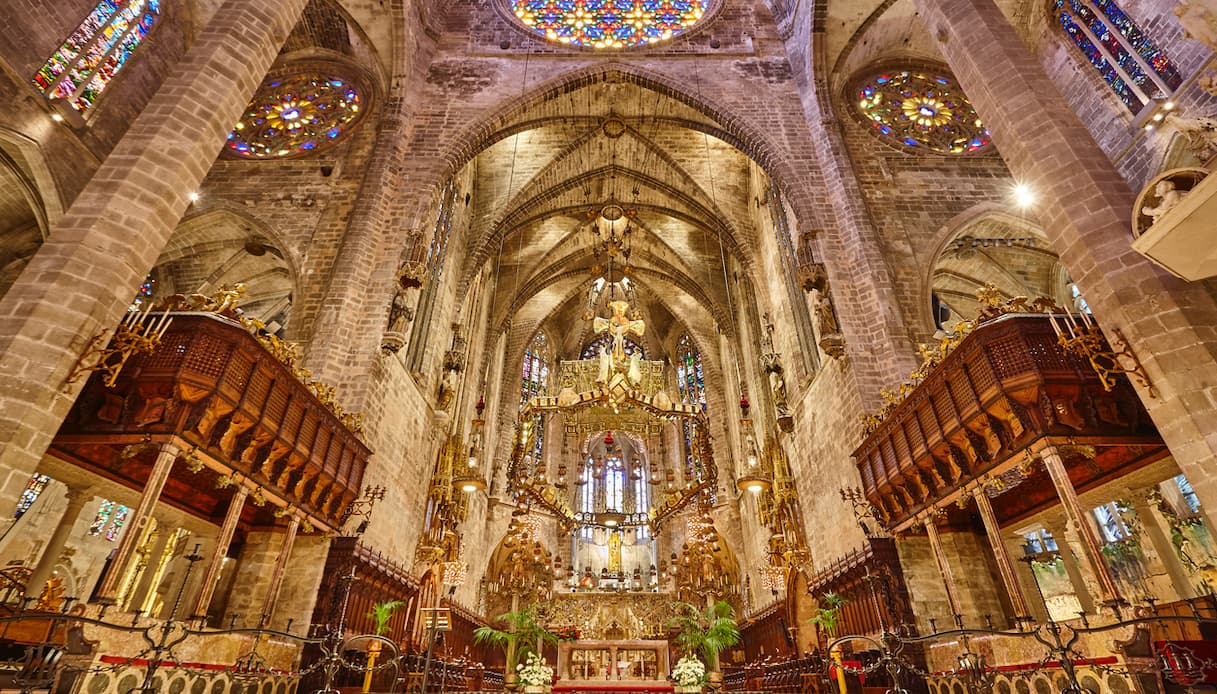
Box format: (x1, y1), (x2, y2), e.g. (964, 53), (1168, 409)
(50, 113), (64, 123)
(188, 192), (200, 202)
(1012, 183), (1035, 208)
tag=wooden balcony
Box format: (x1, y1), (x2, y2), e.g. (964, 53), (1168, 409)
(50, 313), (371, 530)
(852, 314), (1165, 532)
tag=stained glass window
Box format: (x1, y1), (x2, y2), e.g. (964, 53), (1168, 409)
(226, 74), (366, 159)
(854, 70), (991, 154)
(14, 474), (52, 519)
(1054, 0), (1181, 113)
(88, 500), (131, 541)
(675, 334), (705, 407)
(581, 334), (644, 360)
(605, 458), (624, 511)
(522, 332), (550, 467)
(33, 0), (161, 113)
(511, 0), (709, 49)
(634, 474), (651, 539)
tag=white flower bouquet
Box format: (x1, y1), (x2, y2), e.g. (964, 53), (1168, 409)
(672, 655), (706, 687)
(516, 652), (554, 687)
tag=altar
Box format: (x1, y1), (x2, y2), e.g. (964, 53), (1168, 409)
(556, 639), (671, 687)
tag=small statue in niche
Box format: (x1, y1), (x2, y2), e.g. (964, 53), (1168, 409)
(437, 366), (459, 411)
(1141, 179), (1190, 221)
(381, 260), (424, 355)
(1175, 0), (1217, 50)
(815, 290), (847, 359)
(769, 366), (794, 432)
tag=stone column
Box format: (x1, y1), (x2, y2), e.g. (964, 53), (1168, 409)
(192, 487), (248, 620)
(24, 487), (91, 600)
(1004, 534), (1050, 623)
(128, 524), (173, 613)
(912, 0), (1217, 532)
(973, 490), (1031, 622)
(95, 442), (179, 603)
(261, 515), (301, 624)
(0, 0), (309, 518)
(1040, 445), (1122, 605)
(1042, 520), (1098, 615)
(1129, 489), (1195, 601)
(923, 518), (963, 617)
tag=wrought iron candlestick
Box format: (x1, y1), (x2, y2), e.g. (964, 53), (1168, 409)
(1046, 311), (1156, 398)
(64, 305), (173, 391)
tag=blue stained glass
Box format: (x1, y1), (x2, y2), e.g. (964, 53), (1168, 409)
(14, 474), (52, 518)
(1091, 0), (1182, 89)
(1057, 0), (1145, 111)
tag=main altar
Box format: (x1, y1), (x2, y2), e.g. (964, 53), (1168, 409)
(557, 639), (671, 686)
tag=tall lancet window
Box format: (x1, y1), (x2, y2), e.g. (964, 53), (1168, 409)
(1054, 0), (1181, 112)
(521, 332), (550, 467)
(33, 0), (161, 112)
(675, 334), (705, 408)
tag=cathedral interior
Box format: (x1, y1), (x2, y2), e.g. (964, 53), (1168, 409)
(2, 0), (1217, 692)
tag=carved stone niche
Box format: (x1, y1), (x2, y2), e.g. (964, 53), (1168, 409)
(819, 333), (846, 359)
(1131, 167), (1217, 280)
(797, 262), (829, 294)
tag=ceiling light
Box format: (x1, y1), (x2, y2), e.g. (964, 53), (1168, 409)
(1012, 183), (1034, 208)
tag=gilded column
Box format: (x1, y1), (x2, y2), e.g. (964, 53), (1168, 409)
(1039, 445), (1122, 606)
(923, 517), (963, 617)
(24, 486), (91, 600)
(261, 515), (301, 623)
(127, 524), (173, 613)
(95, 442), (179, 603)
(972, 489), (1031, 621)
(192, 486), (248, 620)
(0, 0), (310, 518)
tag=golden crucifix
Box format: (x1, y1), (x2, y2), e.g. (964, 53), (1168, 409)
(593, 300), (645, 364)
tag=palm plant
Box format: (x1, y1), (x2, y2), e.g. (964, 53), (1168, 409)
(809, 592), (848, 640)
(473, 607), (558, 676)
(368, 599), (404, 636)
(667, 600), (742, 675)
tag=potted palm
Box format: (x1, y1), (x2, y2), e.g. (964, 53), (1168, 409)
(362, 600), (402, 692)
(809, 593), (849, 694)
(667, 600), (741, 690)
(474, 607), (557, 691)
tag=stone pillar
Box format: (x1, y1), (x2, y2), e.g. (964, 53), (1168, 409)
(923, 518), (963, 617)
(1040, 445), (1122, 605)
(128, 524), (173, 613)
(24, 487), (91, 600)
(261, 515), (300, 624)
(1004, 534), (1050, 623)
(95, 442), (179, 603)
(1129, 489), (1195, 601)
(912, 0), (1217, 532)
(973, 490), (1031, 622)
(192, 487), (247, 619)
(0, 0), (309, 518)
(1043, 520), (1098, 615)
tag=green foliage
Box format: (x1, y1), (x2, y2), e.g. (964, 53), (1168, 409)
(368, 600), (404, 636)
(808, 592), (848, 639)
(666, 600), (741, 672)
(473, 607), (558, 672)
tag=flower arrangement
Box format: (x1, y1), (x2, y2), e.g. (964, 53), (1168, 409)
(552, 625), (580, 641)
(517, 652), (554, 687)
(672, 655), (706, 687)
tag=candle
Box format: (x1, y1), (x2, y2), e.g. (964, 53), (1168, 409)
(157, 317), (174, 338)
(1050, 314), (1062, 338)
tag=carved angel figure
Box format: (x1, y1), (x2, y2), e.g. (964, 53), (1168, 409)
(1142, 179), (1188, 221)
(1175, 1), (1217, 49)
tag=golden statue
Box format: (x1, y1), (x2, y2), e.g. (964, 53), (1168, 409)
(608, 530), (623, 574)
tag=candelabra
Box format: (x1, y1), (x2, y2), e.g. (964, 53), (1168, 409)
(840, 487), (887, 538)
(340, 485), (387, 536)
(1046, 311), (1156, 397)
(64, 304), (173, 390)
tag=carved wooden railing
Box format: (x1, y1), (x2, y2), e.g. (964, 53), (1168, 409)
(55, 313), (370, 528)
(852, 314), (1161, 532)
(805, 537), (915, 640)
